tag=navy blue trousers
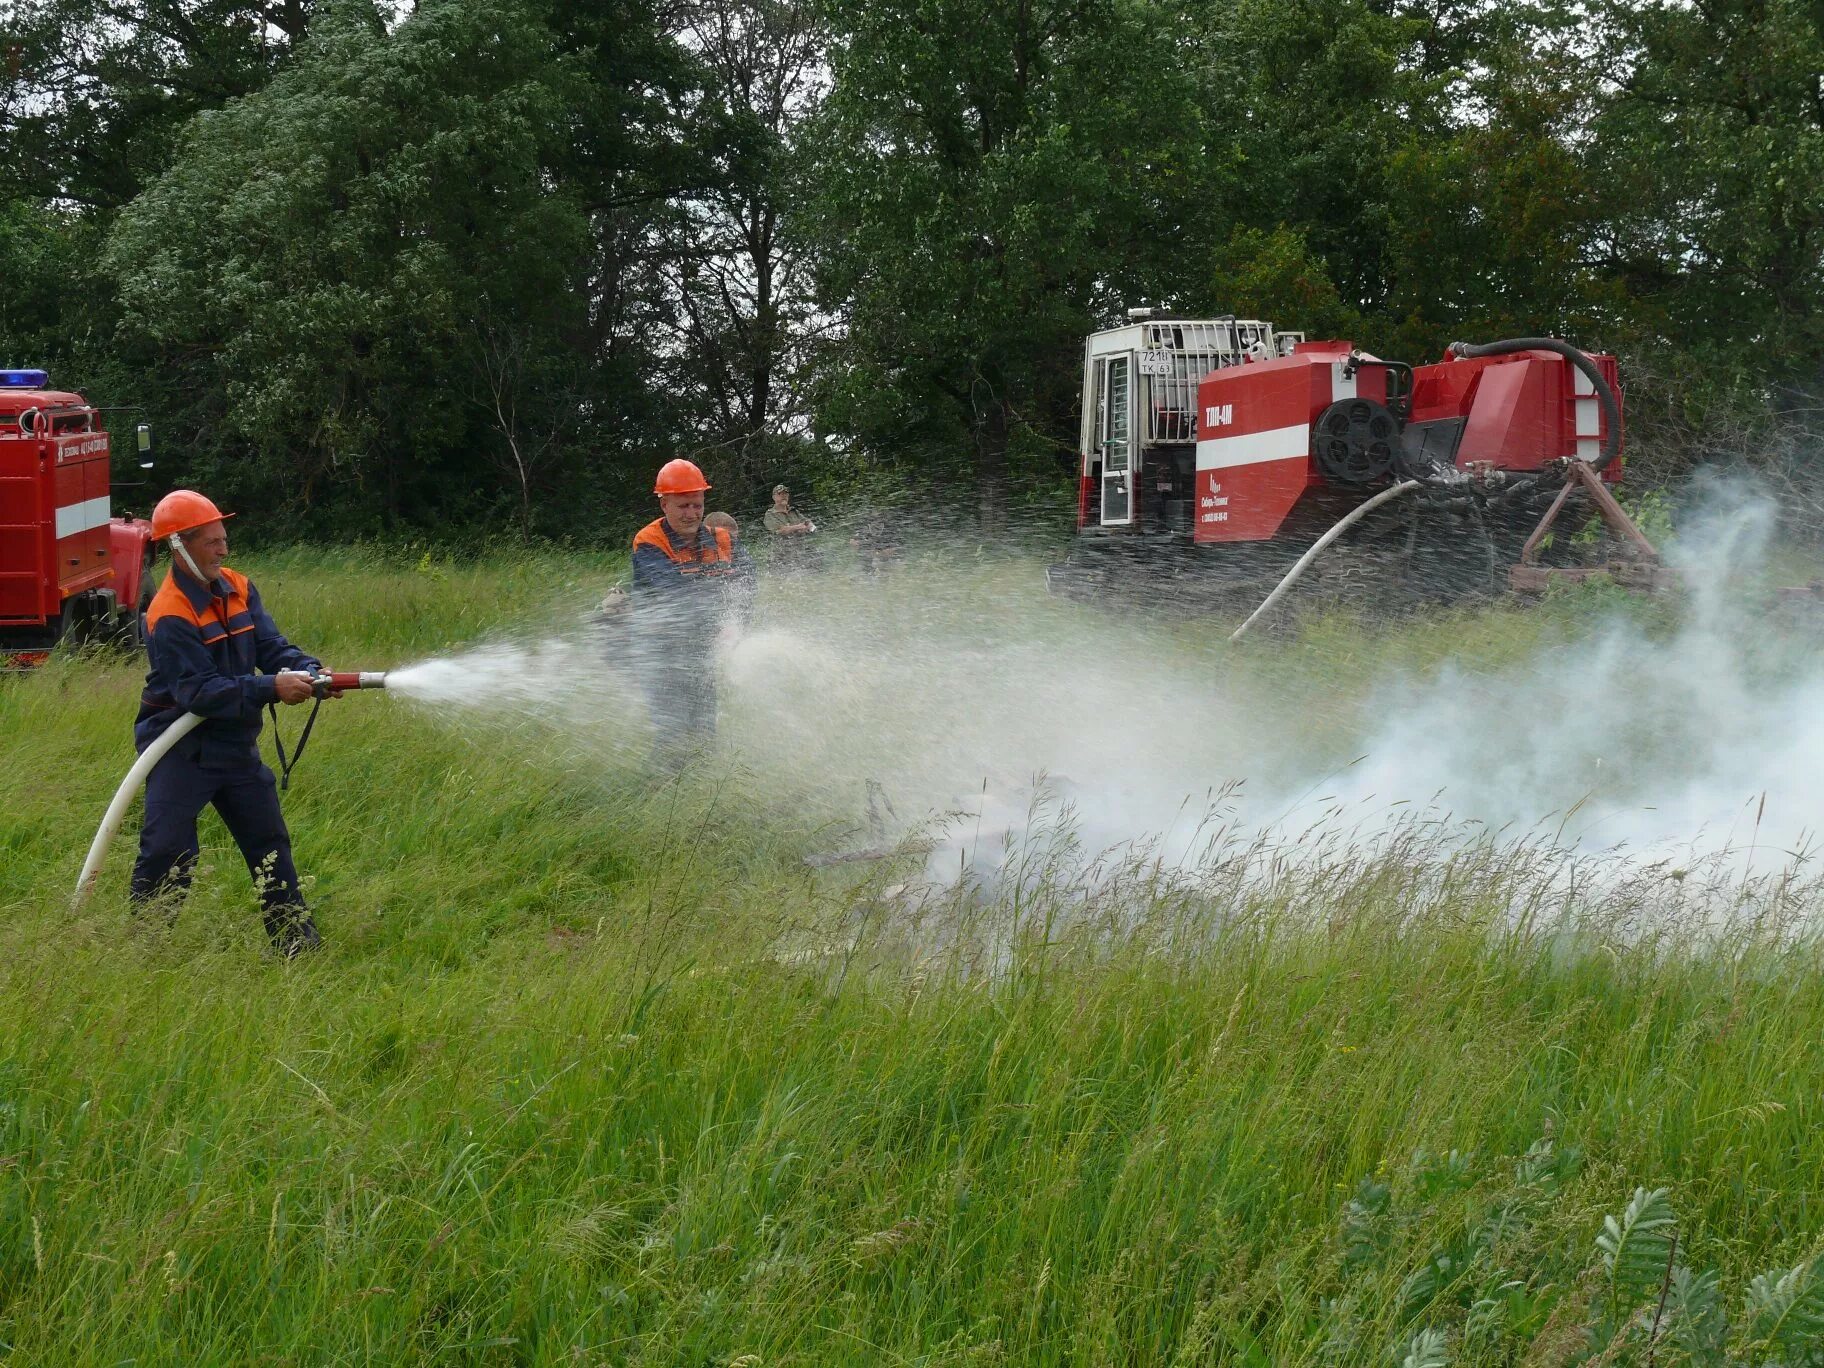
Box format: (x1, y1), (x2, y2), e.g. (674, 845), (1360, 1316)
(130, 753), (309, 941)
(642, 659), (718, 759)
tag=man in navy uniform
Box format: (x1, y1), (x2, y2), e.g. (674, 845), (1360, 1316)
(630, 459), (755, 755)
(133, 489), (330, 956)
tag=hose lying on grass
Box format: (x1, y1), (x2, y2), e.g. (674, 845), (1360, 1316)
(71, 711), (204, 911)
(1229, 480), (1423, 642)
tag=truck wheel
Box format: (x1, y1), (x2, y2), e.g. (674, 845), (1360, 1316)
(118, 548), (155, 650)
(115, 605), (145, 650)
(57, 595), (100, 652)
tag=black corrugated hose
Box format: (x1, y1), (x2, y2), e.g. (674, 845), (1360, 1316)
(1445, 337), (1624, 473)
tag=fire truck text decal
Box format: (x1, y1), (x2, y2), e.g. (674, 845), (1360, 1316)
(56, 436), (109, 462)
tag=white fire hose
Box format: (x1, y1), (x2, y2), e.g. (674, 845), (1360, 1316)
(68, 666), (385, 910)
(1228, 480), (1423, 642)
(71, 711), (206, 910)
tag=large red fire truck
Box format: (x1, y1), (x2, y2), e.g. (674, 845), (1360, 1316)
(1052, 309), (1662, 610)
(0, 368), (157, 663)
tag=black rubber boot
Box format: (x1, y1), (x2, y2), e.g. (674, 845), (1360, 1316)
(268, 908), (322, 959)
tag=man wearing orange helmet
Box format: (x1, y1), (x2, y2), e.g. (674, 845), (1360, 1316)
(132, 489), (330, 956)
(630, 458), (755, 754)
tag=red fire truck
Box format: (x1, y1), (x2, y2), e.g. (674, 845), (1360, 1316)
(0, 368), (157, 663)
(1051, 310), (1661, 609)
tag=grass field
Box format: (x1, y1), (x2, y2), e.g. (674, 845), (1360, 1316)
(5, 545), (1824, 1366)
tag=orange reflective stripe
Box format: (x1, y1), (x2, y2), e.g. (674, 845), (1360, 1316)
(143, 577), (191, 632)
(142, 569), (251, 632)
(633, 519), (734, 567)
(633, 519), (681, 561)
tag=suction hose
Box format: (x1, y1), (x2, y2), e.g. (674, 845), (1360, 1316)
(1445, 337), (1624, 473)
(1228, 480), (1423, 642)
(72, 711), (206, 909)
(70, 671), (386, 910)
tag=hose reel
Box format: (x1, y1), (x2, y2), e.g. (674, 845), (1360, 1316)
(1313, 397), (1401, 486)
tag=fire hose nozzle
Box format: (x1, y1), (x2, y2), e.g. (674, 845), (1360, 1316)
(321, 671), (386, 693)
(285, 670), (388, 697)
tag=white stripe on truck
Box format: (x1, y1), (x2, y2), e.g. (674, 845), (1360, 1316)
(1195, 422), (1311, 471)
(55, 496), (112, 540)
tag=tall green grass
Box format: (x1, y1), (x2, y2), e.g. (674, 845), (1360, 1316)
(3, 548), (1823, 1365)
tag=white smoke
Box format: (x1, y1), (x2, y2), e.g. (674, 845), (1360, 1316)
(1309, 478), (1816, 860)
(382, 476), (1822, 878)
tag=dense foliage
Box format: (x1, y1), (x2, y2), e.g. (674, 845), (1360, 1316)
(2, 0), (1819, 536)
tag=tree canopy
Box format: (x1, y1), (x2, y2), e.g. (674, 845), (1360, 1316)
(2, 0), (1818, 537)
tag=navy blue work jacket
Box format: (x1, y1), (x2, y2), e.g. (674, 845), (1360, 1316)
(135, 566), (320, 766)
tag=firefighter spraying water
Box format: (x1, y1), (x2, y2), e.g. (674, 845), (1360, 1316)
(71, 490), (389, 953)
(74, 460), (760, 932)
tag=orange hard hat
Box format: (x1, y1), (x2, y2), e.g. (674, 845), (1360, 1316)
(654, 458), (711, 496)
(150, 489), (233, 540)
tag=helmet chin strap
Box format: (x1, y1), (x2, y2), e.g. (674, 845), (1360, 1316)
(168, 532), (210, 585)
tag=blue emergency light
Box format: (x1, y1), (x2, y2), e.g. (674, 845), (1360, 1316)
(0, 369), (50, 388)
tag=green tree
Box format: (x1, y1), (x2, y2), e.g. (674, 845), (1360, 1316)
(1592, 0), (1824, 409)
(655, 0), (827, 501)
(103, 0), (721, 536)
(105, 0), (586, 531)
(0, 0), (317, 436)
(1185, 0), (1457, 332)
(1206, 225), (1362, 343)
(803, 0), (1231, 531)
(2, 0), (312, 212)
(1376, 6), (1624, 360)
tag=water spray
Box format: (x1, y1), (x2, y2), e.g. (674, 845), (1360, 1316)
(71, 669), (388, 910)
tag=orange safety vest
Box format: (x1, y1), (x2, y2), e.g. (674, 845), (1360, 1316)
(144, 565), (257, 643)
(137, 564), (320, 759)
(631, 518), (736, 573)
